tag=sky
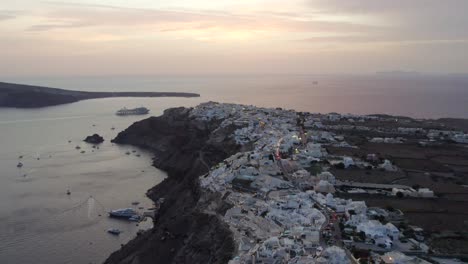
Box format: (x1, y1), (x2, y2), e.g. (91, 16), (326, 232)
(1, 0), (468, 77)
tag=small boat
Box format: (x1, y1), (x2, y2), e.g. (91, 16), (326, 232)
(129, 215), (141, 222)
(17, 162), (23, 168)
(125, 151), (131, 155)
(109, 208), (137, 218)
(75, 146), (81, 150)
(131, 201), (140, 205)
(66, 189), (71, 195)
(18, 155), (23, 159)
(107, 228), (121, 235)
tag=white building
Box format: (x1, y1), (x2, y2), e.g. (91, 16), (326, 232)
(315, 180), (336, 193)
(343, 157), (355, 168)
(357, 220), (400, 242)
(452, 134), (468, 144)
(418, 188), (434, 198)
(379, 160), (398, 172)
(321, 246), (351, 264)
(318, 171), (336, 184)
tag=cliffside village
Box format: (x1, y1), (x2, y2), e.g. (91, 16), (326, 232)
(188, 102), (468, 264)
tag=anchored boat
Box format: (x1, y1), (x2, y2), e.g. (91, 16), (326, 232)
(108, 208), (138, 218)
(107, 228), (121, 235)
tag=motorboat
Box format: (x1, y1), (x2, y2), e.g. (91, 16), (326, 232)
(129, 215), (141, 222)
(109, 208), (137, 218)
(107, 228), (121, 235)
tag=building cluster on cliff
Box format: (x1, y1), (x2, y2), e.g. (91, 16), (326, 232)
(191, 102), (437, 264)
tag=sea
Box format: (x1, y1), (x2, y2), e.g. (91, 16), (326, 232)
(0, 74), (467, 264)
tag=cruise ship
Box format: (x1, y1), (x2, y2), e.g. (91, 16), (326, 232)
(116, 107), (149, 116)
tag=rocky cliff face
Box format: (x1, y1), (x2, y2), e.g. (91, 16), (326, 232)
(105, 107), (247, 264)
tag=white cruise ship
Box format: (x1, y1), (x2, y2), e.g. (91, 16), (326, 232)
(116, 107), (149, 116)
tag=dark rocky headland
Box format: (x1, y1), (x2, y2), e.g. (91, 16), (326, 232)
(105, 102), (468, 263)
(0, 82), (199, 108)
(106, 107), (251, 264)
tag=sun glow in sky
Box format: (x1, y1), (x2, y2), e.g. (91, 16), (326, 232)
(1, 0), (468, 76)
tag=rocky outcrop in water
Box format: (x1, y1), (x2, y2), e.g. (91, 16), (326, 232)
(0, 82), (200, 108)
(84, 134), (104, 144)
(105, 107), (249, 264)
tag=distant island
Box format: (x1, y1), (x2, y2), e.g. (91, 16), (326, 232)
(0, 82), (200, 108)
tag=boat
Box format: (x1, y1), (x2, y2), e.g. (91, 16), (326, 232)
(108, 208), (138, 218)
(17, 162), (23, 168)
(107, 228), (121, 235)
(116, 107), (149, 116)
(129, 215), (141, 222)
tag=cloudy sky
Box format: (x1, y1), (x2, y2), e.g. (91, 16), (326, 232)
(1, 0), (467, 76)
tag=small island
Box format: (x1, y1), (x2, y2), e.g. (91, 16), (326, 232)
(84, 134), (105, 144)
(0, 82), (200, 108)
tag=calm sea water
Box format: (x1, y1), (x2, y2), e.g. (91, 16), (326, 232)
(0, 74), (467, 264)
(5, 74), (468, 118)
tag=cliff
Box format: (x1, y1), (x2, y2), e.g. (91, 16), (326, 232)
(0, 82), (199, 108)
(106, 107), (249, 264)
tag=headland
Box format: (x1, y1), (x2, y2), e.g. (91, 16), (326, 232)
(0, 82), (200, 108)
(107, 102), (468, 263)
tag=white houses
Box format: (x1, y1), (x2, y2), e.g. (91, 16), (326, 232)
(417, 188), (434, 198)
(452, 133), (468, 144)
(356, 220), (400, 243)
